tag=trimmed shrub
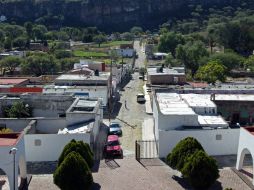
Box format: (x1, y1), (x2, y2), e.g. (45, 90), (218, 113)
(58, 139), (94, 168)
(182, 150), (219, 190)
(54, 151), (93, 190)
(166, 137), (204, 171)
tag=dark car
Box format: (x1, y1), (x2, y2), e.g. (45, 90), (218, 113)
(108, 122), (122, 136)
(104, 135), (123, 158)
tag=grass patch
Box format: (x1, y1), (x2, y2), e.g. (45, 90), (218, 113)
(99, 41), (133, 48)
(73, 50), (108, 58)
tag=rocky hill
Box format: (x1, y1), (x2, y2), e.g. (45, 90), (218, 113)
(0, 0), (244, 30)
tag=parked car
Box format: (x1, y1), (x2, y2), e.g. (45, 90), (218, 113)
(137, 93), (146, 103)
(104, 135), (123, 158)
(108, 122), (122, 136)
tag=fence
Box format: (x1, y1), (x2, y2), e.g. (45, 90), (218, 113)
(135, 140), (158, 161)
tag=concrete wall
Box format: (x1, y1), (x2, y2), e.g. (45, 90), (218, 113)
(36, 118), (67, 134)
(43, 87), (109, 106)
(158, 128), (240, 157)
(215, 101), (254, 125)
(24, 133), (90, 162)
(0, 119), (32, 132)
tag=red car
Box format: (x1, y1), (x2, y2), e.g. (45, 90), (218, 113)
(104, 135), (123, 158)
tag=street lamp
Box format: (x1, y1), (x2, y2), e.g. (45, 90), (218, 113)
(9, 147), (18, 190)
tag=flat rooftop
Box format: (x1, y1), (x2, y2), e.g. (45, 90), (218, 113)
(181, 94), (216, 108)
(0, 133), (22, 146)
(198, 115), (228, 126)
(56, 73), (110, 81)
(214, 94), (254, 101)
(156, 93), (196, 115)
(147, 67), (185, 76)
(68, 98), (99, 113)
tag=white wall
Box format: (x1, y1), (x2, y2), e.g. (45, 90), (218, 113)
(36, 118), (67, 133)
(158, 128), (240, 157)
(0, 119), (32, 132)
(25, 133), (90, 162)
(43, 87), (108, 106)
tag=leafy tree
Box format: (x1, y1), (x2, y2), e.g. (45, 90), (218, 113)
(32, 25), (48, 41)
(54, 50), (72, 59)
(58, 139), (94, 169)
(0, 29), (5, 42)
(182, 150), (219, 190)
(158, 32), (184, 57)
(58, 58), (78, 72)
(93, 34), (107, 47)
(244, 55), (254, 71)
(176, 41), (208, 76)
(53, 151), (93, 190)
(166, 137), (204, 171)
(24, 22), (33, 40)
(121, 32), (133, 41)
(13, 36), (27, 49)
(209, 52), (245, 71)
(4, 101), (32, 118)
(21, 54), (59, 76)
(130, 26), (143, 35)
(0, 56), (22, 75)
(164, 54), (182, 67)
(4, 37), (12, 50)
(195, 61), (227, 84)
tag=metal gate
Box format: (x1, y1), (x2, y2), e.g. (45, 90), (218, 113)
(135, 140), (158, 161)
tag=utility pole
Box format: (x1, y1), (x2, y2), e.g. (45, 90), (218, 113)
(109, 52), (113, 122)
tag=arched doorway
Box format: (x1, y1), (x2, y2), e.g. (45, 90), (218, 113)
(237, 148), (254, 182)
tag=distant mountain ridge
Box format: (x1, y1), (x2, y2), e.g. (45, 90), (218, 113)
(0, 0), (245, 30)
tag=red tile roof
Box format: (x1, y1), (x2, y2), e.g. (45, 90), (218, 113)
(0, 78), (28, 85)
(0, 133), (22, 146)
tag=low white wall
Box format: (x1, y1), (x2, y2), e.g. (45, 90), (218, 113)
(25, 133), (90, 162)
(36, 118), (67, 133)
(159, 128), (240, 157)
(0, 119), (32, 132)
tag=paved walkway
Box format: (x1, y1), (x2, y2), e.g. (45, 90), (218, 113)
(142, 118), (155, 141)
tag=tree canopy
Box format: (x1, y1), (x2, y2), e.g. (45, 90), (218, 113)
(195, 61), (227, 84)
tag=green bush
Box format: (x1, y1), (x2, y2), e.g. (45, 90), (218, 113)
(58, 139), (94, 168)
(182, 150), (219, 190)
(166, 137), (204, 171)
(54, 151), (93, 190)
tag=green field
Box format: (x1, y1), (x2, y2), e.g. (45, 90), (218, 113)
(73, 50), (108, 57)
(99, 41), (133, 48)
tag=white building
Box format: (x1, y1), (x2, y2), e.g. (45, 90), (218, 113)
(0, 133), (27, 190)
(153, 92), (240, 157)
(115, 48), (135, 58)
(43, 73), (111, 107)
(0, 94), (103, 162)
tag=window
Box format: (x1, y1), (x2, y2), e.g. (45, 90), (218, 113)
(34, 139), (41, 146)
(216, 134), (222, 140)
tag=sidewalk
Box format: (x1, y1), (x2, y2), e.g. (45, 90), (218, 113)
(143, 84), (153, 114)
(142, 118), (155, 141)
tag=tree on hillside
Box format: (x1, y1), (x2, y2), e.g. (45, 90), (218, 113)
(130, 26), (143, 36)
(166, 137), (204, 171)
(53, 151), (93, 190)
(32, 25), (48, 41)
(21, 54), (59, 76)
(182, 150), (219, 189)
(209, 52), (245, 71)
(93, 34), (107, 47)
(176, 41), (208, 76)
(195, 61), (226, 84)
(158, 32), (184, 57)
(244, 55), (254, 71)
(24, 22), (33, 40)
(0, 56), (22, 75)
